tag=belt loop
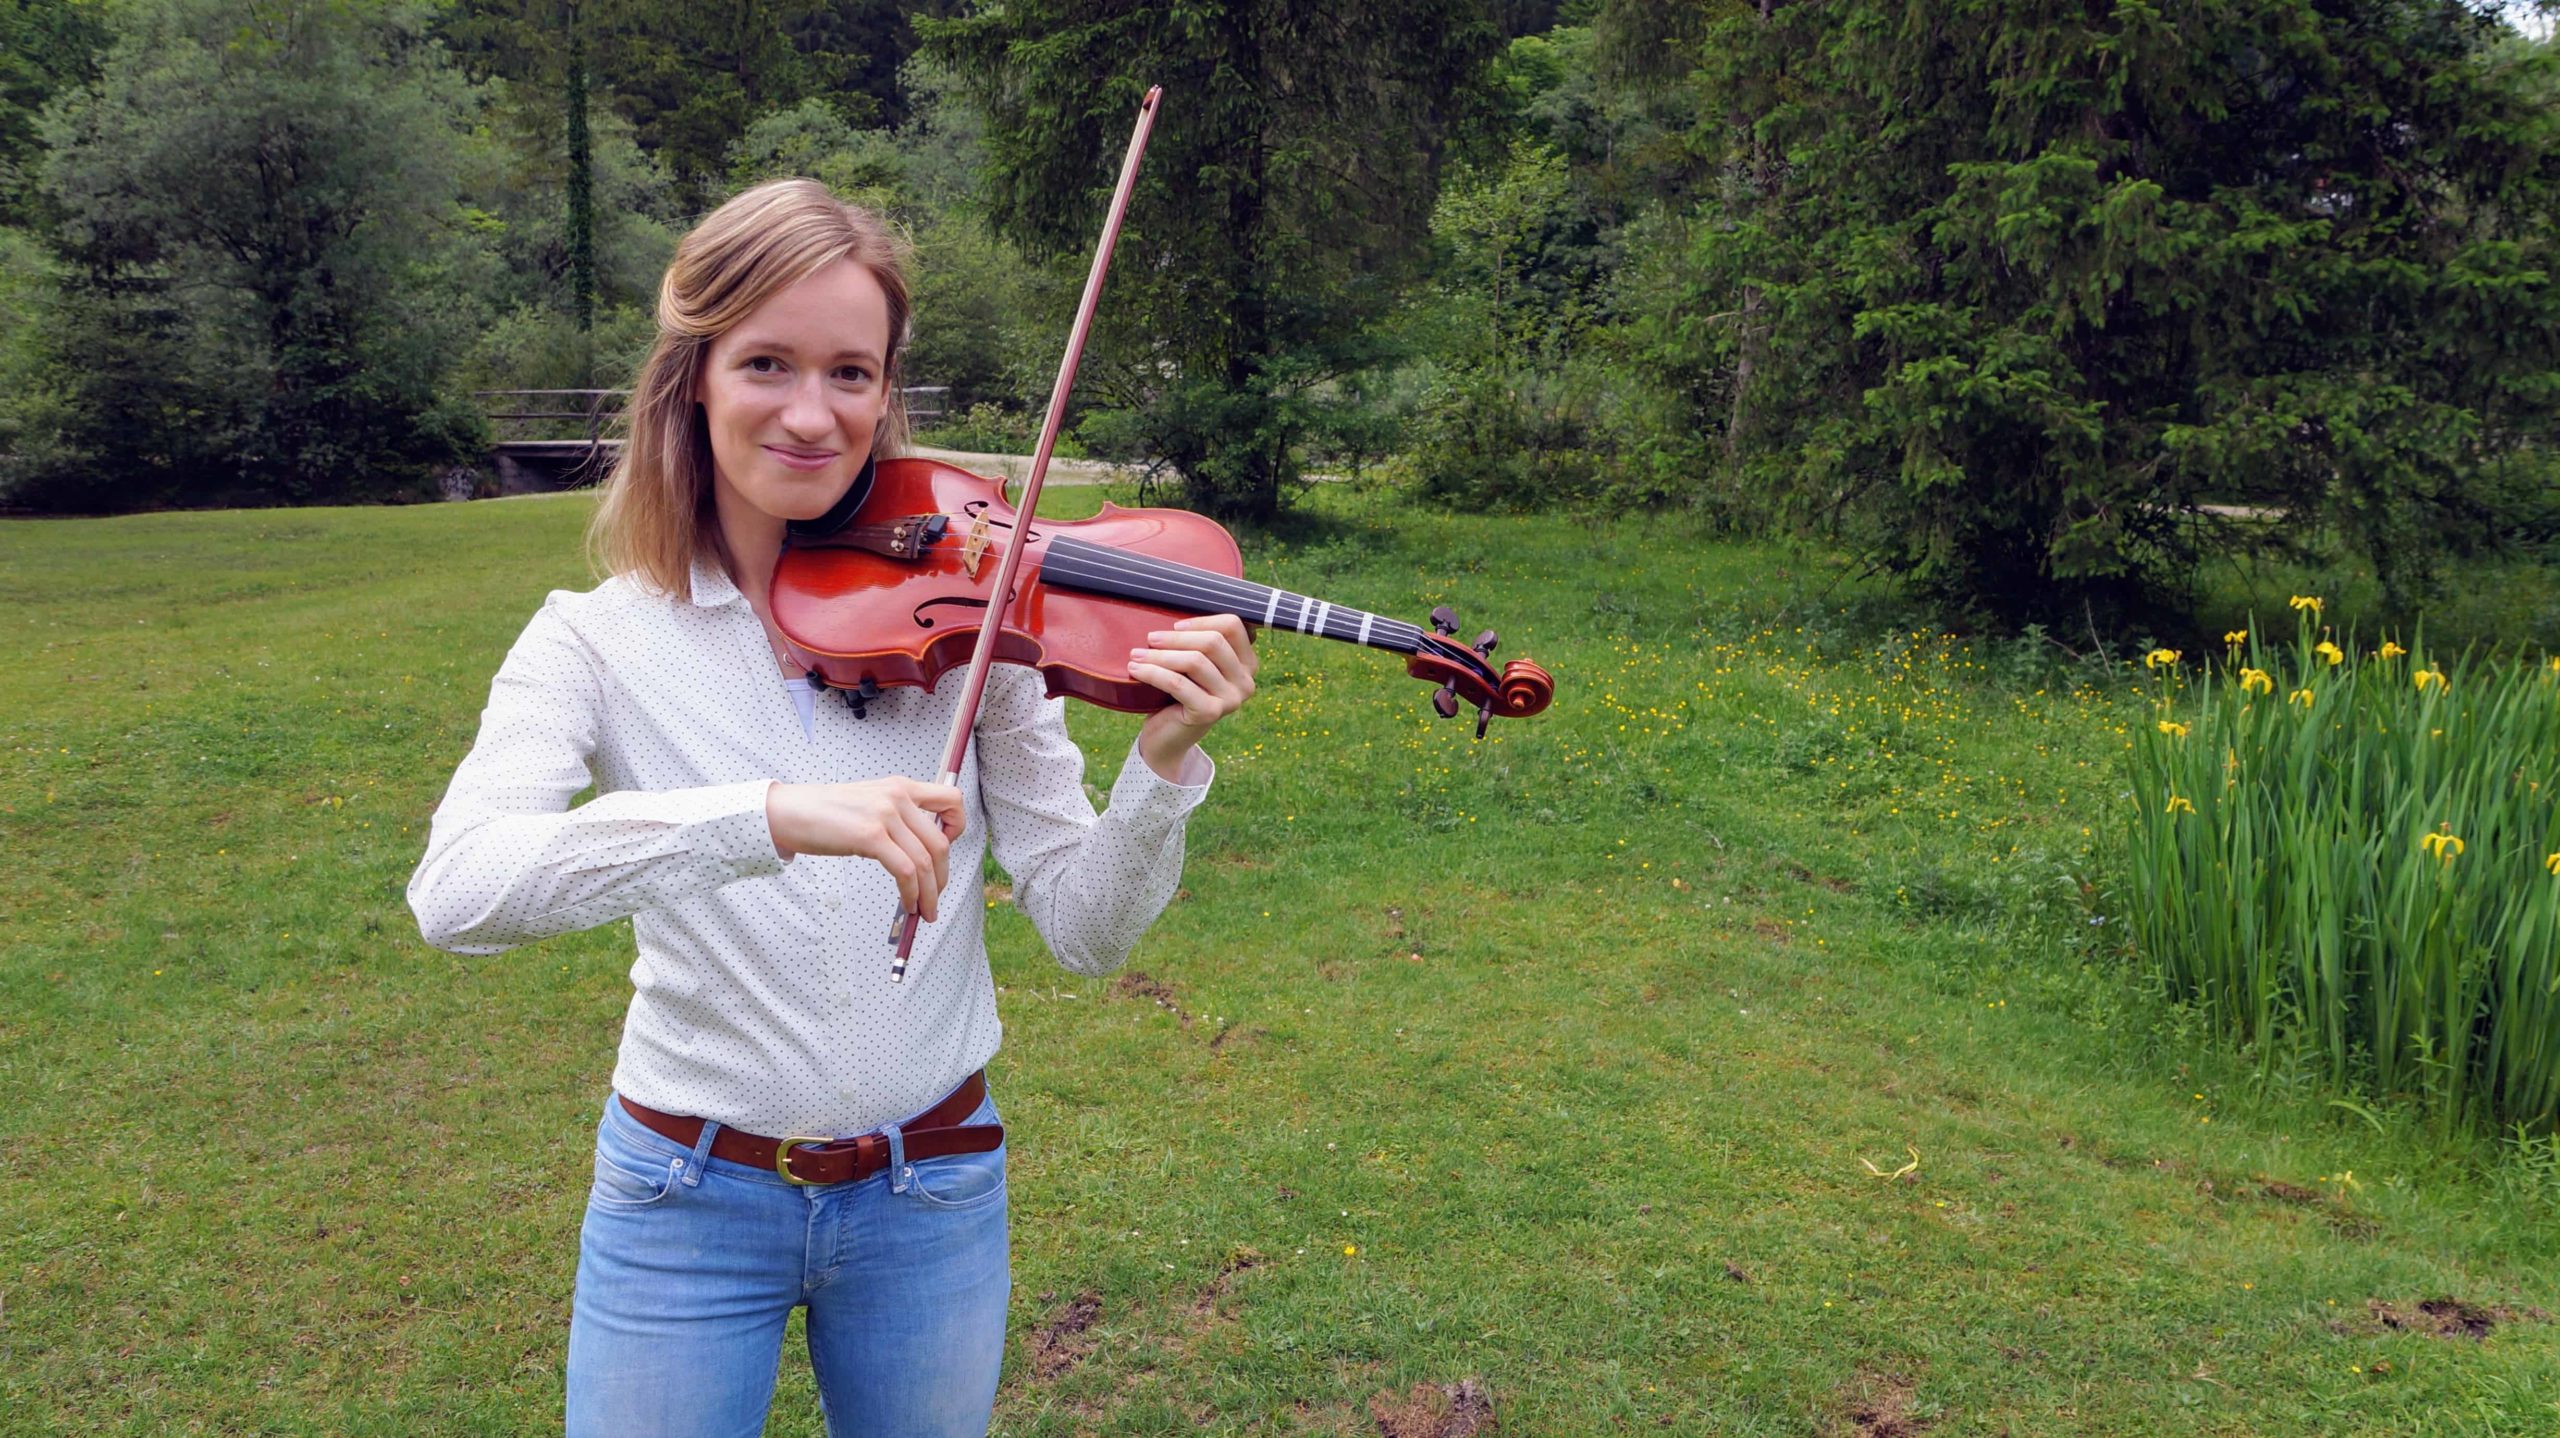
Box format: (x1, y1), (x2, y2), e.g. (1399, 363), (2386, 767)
(682, 1117), (720, 1189)
(884, 1122), (908, 1193)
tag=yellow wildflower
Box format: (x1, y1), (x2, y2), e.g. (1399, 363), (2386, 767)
(2414, 668), (2447, 693)
(2224, 629), (2249, 647)
(2157, 720), (2189, 738)
(2289, 595), (2324, 614)
(2239, 667), (2273, 694)
(2165, 796), (2196, 815)
(2420, 828), (2466, 862)
(2545, 853), (2560, 876)
(2378, 641), (2406, 660)
(2289, 688), (2316, 708)
(2144, 648), (2181, 670)
(2315, 641), (2344, 667)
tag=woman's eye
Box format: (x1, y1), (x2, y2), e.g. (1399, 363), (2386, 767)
(745, 356), (782, 374)
(835, 366), (872, 384)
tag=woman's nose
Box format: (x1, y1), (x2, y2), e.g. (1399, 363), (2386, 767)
(780, 376), (833, 436)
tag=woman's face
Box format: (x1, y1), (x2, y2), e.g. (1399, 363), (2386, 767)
(697, 257), (894, 525)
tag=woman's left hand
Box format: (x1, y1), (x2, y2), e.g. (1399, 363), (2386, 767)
(1131, 614), (1257, 781)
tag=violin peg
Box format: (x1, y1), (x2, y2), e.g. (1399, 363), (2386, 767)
(1474, 704), (1492, 740)
(1429, 606), (1459, 636)
(1432, 685), (1461, 719)
(1473, 629), (1498, 657)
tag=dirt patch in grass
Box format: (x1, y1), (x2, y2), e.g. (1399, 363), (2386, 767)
(1190, 1247), (1266, 1316)
(1825, 1368), (1930, 1437)
(2364, 1297), (2549, 1340)
(1751, 917), (1793, 946)
(1030, 1291), (1103, 1381)
(1367, 1378), (1495, 1437)
(1112, 970), (1194, 1027)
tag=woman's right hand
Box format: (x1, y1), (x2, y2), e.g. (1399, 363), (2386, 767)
(765, 779), (967, 922)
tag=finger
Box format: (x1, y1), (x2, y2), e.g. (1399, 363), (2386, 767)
(898, 796), (952, 901)
(866, 828), (920, 918)
(1149, 627), (1251, 690)
(884, 809), (940, 922)
(1130, 658), (1223, 725)
(907, 780), (968, 838)
(1175, 614), (1257, 674)
(1133, 646), (1236, 708)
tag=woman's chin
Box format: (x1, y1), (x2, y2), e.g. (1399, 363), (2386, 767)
(755, 467), (858, 521)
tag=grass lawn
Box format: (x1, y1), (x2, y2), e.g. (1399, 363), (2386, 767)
(3, 486), (2557, 1435)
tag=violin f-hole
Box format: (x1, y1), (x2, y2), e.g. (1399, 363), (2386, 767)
(912, 595), (993, 628)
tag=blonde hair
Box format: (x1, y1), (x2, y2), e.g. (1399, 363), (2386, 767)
(589, 179), (912, 598)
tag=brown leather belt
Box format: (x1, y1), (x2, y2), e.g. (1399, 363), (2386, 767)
(618, 1070), (1001, 1186)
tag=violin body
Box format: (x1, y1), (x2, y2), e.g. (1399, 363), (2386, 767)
(772, 456), (1242, 713)
(771, 454), (1553, 730)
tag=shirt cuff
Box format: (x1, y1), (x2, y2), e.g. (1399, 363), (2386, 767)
(1108, 739), (1214, 829)
(676, 778), (793, 879)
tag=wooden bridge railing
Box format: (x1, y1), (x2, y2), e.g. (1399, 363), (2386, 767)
(471, 387), (955, 495)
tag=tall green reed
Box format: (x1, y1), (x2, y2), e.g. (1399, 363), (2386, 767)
(2122, 600), (2560, 1136)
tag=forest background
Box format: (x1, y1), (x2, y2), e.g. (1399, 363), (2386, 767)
(7, 0), (2560, 638)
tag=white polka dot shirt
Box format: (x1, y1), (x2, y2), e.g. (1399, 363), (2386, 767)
(406, 559), (1213, 1138)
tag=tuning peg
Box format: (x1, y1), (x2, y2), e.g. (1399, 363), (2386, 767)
(843, 675), (881, 720)
(1472, 629), (1498, 657)
(1474, 704), (1492, 740)
(1432, 685), (1460, 719)
(1429, 606), (1459, 636)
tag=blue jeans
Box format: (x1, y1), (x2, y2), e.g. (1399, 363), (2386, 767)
(565, 1084), (1011, 1437)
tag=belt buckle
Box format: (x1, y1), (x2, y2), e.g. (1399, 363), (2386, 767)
(775, 1136), (833, 1186)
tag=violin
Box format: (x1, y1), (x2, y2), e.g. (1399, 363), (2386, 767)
(791, 84), (1547, 981)
(769, 455), (1556, 736)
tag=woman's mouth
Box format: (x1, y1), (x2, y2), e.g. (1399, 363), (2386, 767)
(763, 444), (838, 472)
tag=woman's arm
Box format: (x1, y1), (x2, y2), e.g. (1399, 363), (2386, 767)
(975, 613), (1253, 973)
(974, 665), (1215, 976)
(406, 598), (788, 954)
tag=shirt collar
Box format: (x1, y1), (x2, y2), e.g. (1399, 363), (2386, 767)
(686, 558), (743, 609)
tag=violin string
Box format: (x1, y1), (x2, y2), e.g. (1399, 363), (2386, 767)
(907, 509), (1390, 642)
(1039, 537), (1418, 645)
(1040, 540), (1431, 654)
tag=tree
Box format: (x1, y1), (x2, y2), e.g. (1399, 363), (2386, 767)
(1635, 0), (2560, 627)
(923, 0), (1505, 520)
(0, 0), (108, 225)
(9, 0), (490, 510)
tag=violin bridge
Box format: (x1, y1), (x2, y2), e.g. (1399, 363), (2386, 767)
(960, 513), (992, 579)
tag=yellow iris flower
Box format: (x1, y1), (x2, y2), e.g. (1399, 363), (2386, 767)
(2289, 595), (2324, 614)
(2157, 720), (2189, 738)
(2144, 648), (2181, 670)
(2315, 641), (2344, 666)
(2239, 668), (2273, 694)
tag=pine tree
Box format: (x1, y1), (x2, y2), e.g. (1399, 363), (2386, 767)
(922, 0), (1504, 520)
(1645, 0), (2560, 625)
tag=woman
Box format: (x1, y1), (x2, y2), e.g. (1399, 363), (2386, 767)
(406, 179), (1256, 1436)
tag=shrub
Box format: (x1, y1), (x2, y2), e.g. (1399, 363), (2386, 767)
(2123, 601), (2560, 1134)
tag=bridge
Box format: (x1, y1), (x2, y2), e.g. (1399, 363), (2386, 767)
(473, 387), (951, 495)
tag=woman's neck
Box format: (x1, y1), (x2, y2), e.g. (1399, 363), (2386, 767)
(711, 481), (786, 614)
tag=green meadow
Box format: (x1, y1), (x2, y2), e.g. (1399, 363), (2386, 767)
(4, 488), (2557, 1435)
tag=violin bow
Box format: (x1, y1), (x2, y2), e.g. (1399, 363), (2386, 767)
(890, 84), (1163, 981)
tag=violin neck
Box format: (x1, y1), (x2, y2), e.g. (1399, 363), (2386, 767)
(1040, 537), (1426, 656)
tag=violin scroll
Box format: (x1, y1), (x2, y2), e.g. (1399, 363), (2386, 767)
(1409, 604), (1554, 737)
